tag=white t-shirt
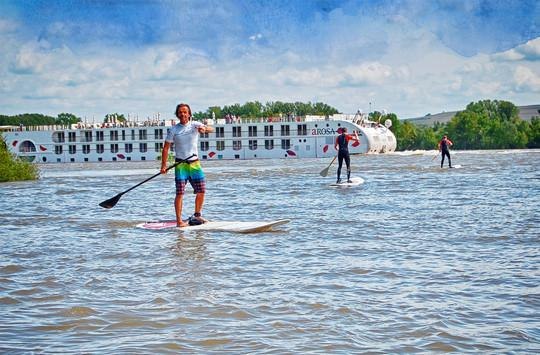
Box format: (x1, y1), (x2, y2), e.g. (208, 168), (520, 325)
(165, 121), (203, 161)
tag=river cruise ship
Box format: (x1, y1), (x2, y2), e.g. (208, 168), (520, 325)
(2, 112), (396, 163)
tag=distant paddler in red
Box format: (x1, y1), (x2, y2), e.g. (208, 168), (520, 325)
(438, 135), (453, 168)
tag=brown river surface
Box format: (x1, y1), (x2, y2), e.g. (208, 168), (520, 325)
(1, 150), (539, 353)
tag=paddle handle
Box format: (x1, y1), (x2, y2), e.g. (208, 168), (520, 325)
(119, 162), (179, 196)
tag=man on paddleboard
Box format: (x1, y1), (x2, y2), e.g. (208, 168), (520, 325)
(334, 127), (359, 183)
(438, 135), (453, 168)
(160, 103), (215, 227)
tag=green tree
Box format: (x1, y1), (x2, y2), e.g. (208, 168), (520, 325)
(527, 117), (540, 148)
(56, 113), (81, 125)
(0, 135), (39, 182)
(397, 120), (417, 150)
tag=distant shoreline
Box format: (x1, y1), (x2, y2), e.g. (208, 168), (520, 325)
(404, 104), (539, 125)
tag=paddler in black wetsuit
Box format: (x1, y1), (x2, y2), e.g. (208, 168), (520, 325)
(438, 135), (453, 168)
(334, 127), (359, 183)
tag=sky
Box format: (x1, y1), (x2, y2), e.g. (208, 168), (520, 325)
(0, 0), (539, 120)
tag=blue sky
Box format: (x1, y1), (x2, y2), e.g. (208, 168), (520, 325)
(0, 0), (538, 120)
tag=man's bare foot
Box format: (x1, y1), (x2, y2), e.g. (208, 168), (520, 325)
(177, 220), (189, 227)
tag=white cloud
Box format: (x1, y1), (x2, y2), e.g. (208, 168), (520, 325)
(513, 66), (540, 92)
(493, 38), (540, 62)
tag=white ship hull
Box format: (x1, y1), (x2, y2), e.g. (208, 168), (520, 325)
(2, 114), (396, 163)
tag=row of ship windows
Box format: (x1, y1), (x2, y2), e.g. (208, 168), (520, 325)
(53, 139), (297, 154)
(53, 125), (309, 143)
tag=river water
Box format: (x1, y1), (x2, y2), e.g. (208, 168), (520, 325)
(1, 150), (539, 353)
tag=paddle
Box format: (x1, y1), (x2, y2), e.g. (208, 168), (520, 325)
(320, 156), (337, 177)
(99, 154), (195, 209)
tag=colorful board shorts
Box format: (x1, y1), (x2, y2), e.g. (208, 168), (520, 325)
(174, 160), (206, 195)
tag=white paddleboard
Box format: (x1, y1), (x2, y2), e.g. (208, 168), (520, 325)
(136, 219), (290, 233)
(329, 177), (365, 187)
(440, 164), (462, 169)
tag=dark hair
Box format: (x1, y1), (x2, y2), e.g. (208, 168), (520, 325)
(175, 103), (192, 118)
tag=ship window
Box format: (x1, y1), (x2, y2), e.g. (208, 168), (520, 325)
(139, 130), (147, 140)
(125, 143), (133, 153)
(200, 141), (209, 151)
(233, 140), (242, 150)
(154, 142), (163, 152)
(110, 131), (118, 141)
(53, 131), (65, 143)
(68, 132), (76, 142)
(139, 143), (147, 152)
(216, 141), (225, 151)
(82, 131), (93, 142)
(249, 140), (258, 150)
(110, 144), (119, 153)
(18, 141), (36, 153)
(281, 139), (291, 150)
(54, 145), (63, 154)
(96, 144), (104, 154)
(141, 156), (146, 161)
(233, 126), (242, 137)
(235, 154), (240, 159)
(82, 145), (91, 154)
(248, 126), (257, 137)
(265, 140), (274, 150)
(264, 126), (274, 136)
(96, 131), (104, 141)
(69, 145), (76, 154)
(98, 157), (103, 162)
(297, 124), (307, 135)
(131, 130), (135, 140)
(280, 125), (290, 136)
(215, 127), (225, 138)
(154, 129), (163, 140)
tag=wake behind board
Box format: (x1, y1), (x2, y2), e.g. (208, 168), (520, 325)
(329, 177), (365, 188)
(136, 219), (290, 233)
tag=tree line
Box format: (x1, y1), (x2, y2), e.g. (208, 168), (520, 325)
(192, 101), (339, 120)
(384, 100), (540, 150)
(0, 113), (81, 126)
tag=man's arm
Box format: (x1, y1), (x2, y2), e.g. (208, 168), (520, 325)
(198, 124), (215, 134)
(160, 141), (171, 174)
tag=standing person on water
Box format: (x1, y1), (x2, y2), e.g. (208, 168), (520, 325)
(160, 103), (214, 227)
(438, 135), (453, 168)
(334, 127), (360, 183)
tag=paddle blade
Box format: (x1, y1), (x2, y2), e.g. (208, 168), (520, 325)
(99, 193), (122, 209)
(320, 166), (330, 177)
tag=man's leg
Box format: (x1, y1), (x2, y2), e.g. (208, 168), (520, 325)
(337, 154), (343, 183)
(175, 194), (188, 227)
(345, 154), (351, 182)
(194, 192), (207, 222)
